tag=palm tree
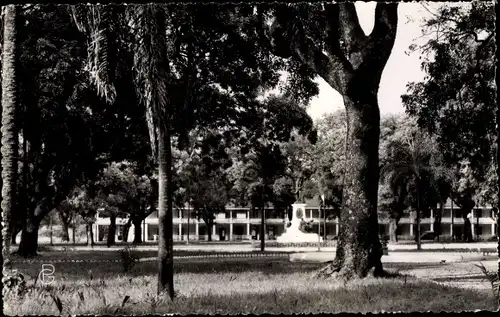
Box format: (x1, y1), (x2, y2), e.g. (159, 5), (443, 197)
(1, 4), (19, 269)
(381, 125), (451, 250)
(71, 4), (174, 298)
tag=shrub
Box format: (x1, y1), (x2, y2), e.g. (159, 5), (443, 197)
(120, 244), (138, 272)
(2, 269), (27, 297)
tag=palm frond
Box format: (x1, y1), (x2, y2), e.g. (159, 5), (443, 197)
(71, 4), (117, 104)
(127, 4), (170, 158)
(474, 262), (500, 308)
(380, 163), (415, 182)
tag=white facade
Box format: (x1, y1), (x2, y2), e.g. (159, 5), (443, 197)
(92, 199), (498, 243)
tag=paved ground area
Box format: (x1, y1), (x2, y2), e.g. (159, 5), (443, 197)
(290, 251), (499, 291)
(37, 241), (498, 253)
(388, 242), (498, 251)
(289, 252), (496, 263)
(387, 261), (499, 291)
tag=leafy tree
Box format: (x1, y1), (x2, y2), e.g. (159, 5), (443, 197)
(402, 2), (495, 243)
(259, 2), (399, 278)
(271, 176), (295, 221)
(97, 162), (134, 246)
(378, 182), (406, 243)
(380, 118), (452, 249)
(378, 115), (451, 243)
(1, 5), (19, 266)
(56, 200), (77, 242)
(191, 174), (229, 242)
(127, 174), (156, 244)
(65, 184), (101, 247)
(227, 95), (316, 250)
(403, 2), (495, 176)
(93, 161), (155, 246)
(476, 164), (498, 209)
(175, 130), (232, 242)
(12, 6), (115, 257)
(310, 110), (347, 212)
(278, 131), (317, 203)
(71, 3), (298, 297)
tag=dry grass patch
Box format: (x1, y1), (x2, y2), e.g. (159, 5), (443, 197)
(4, 262), (497, 315)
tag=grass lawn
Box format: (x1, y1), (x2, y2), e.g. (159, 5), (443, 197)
(4, 258), (498, 315)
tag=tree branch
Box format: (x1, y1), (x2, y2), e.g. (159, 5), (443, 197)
(264, 5), (352, 94)
(323, 3), (356, 82)
(337, 3), (367, 63)
(350, 3), (398, 92)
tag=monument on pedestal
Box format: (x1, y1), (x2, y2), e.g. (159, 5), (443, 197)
(277, 202), (323, 243)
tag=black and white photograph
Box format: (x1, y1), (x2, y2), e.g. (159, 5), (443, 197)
(1, 1), (498, 314)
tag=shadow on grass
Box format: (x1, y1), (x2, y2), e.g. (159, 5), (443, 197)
(10, 258), (325, 283)
(383, 263), (451, 270)
(431, 275), (489, 282)
(11, 249), (292, 262)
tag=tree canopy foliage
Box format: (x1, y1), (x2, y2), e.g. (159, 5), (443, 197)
(402, 2), (495, 182)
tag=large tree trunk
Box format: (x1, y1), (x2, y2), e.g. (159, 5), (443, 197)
(455, 195), (475, 242)
(86, 223), (94, 247)
(416, 209), (421, 250)
(464, 216), (472, 242)
(434, 203), (444, 242)
(17, 198), (54, 257)
(388, 218), (398, 243)
(123, 217), (132, 243)
(157, 123), (174, 299)
(207, 220), (212, 242)
(1, 4), (19, 267)
(72, 218), (76, 244)
(260, 200), (265, 252)
(331, 94), (384, 278)
(133, 217), (143, 244)
(266, 3), (398, 280)
(17, 213), (40, 257)
(107, 214), (117, 247)
(61, 219), (71, 242)
(49, 215), (53, 245)
(186, 202), (190, 244)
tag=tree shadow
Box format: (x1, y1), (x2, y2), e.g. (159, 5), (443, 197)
(10, 258), (325, 283)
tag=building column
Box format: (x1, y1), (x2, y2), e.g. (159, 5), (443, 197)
(335, 222), (339, 236)
(178, 223), (182, 241)
(212, 225), (217, 240)
(94, 224), (99, 242)
(144, 223), (149, 242)
(410, 223), (413, 237)
(491, 223), (495, 236)
(229, 211), (233, 241)
(471, 221), (475, 239)
(430, 209), (434, 232)
(247, 222), (250, 240)
(450, 223), (453, 238)
(195, 221), (199, 240)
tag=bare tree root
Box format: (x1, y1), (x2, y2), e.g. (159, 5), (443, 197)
(314, 260), (341, 279)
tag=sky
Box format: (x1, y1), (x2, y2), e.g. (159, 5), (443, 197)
(301, 2), (447, 120)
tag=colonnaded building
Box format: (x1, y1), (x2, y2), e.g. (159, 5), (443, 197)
(92, 196), (498, 243)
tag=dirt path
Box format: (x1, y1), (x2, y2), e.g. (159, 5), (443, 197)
(386, 260), (498, 290)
